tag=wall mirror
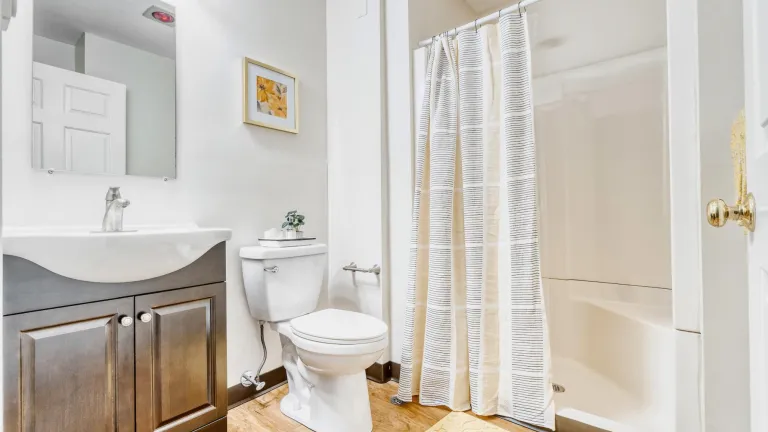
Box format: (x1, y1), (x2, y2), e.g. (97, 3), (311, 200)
(32, 0), (177, 179)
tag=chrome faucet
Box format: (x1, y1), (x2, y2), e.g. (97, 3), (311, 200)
(102, 187), (130, 232)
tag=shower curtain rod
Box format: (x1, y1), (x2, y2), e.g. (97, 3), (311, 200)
(417, 0), (544, 47)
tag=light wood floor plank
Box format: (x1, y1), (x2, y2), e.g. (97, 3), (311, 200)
(228, 381), (532, 431)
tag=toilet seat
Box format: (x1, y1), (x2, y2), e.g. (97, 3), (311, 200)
(293, 330), (387, 345)
(270, 309), (389, 356)
(290, 308), (388, 345)
(290, 332), (389, 356)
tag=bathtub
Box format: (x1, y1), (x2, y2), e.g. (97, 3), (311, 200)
(544, 279), (675, 431)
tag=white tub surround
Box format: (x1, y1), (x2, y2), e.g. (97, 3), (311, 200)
(536, 47), (672, 430)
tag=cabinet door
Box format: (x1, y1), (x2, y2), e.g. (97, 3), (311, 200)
(135, 284), (227, 432)
(3, 298), (135, 432)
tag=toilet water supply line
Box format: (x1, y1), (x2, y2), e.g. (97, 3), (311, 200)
(240, 321), (268, 391)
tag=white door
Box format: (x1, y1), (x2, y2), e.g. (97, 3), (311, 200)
(32, 62), (126, 175)
(744, 1), (768, 430)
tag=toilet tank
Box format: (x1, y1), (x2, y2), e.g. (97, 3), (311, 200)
(240, 244), (327, 322)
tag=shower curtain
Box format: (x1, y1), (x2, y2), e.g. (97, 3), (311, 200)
(397, 14), (554, 430)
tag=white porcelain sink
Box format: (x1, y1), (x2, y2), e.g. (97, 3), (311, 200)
(3, 225), (232, 283)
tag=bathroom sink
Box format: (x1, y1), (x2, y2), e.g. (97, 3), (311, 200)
(3, 225), (232, 283)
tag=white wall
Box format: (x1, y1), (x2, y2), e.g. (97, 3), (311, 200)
(79, 33), (176, 179)
(408, 0), (476, 47)
(2, 0), (327, 386)
(32, 35), (74, 71)
(326, 0), (389, 362)
(385, 0), (413, 364)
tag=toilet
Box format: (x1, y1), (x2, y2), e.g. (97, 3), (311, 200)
(240, 244), (388, 432)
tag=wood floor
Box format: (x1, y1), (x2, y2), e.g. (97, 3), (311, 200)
(228, 380), (532, 432)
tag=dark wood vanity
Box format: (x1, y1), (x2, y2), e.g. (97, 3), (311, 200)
(2, 243), (228, 432)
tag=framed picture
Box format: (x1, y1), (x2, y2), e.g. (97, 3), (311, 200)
(243, 57), (299, 133)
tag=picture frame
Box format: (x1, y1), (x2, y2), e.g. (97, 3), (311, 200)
(242, 57), (299, 134)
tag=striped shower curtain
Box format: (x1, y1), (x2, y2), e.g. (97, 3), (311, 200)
(397, 14), (555, 430)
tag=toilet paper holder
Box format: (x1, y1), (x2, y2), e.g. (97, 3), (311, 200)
(342, 262), (381, 275)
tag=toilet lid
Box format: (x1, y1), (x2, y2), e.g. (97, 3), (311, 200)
(290, 309), (388, 345)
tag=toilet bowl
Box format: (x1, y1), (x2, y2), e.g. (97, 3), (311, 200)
(240, 245), (389, 432)
(273, 309), (388, 432)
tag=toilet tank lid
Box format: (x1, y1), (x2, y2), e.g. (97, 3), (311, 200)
(240, 244), (327, 259)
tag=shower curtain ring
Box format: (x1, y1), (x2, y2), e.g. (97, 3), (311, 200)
(474, 19), (478, 33)
(518, 1), (523, 17)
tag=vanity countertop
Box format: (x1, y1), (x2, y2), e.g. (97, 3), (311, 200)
(3, 225), (232, 283)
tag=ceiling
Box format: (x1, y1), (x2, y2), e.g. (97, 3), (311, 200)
(34, 0), (176, 59)
(463, 0), (667, 77)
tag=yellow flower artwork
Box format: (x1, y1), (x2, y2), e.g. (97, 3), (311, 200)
(243, 57), (298, 133)
(256, 76), (288, 119)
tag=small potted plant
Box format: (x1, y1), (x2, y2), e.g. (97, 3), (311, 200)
(282, 210), (306, 239)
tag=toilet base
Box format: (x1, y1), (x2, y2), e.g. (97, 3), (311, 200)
(279, 335), (374, 432)
(279, 393), (312, 427)
(281, 369), (374, 432)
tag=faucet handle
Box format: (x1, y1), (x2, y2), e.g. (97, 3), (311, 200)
(105, 186), (122, 201)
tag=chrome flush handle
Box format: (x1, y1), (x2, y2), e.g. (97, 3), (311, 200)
(264, 265), (279, 273)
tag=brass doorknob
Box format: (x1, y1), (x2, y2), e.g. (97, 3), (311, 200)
(706, 193), (756, 232)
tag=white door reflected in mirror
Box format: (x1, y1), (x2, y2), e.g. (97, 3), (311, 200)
(32, 62), (127, 175)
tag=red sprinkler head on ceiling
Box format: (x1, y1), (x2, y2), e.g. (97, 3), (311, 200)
(143, 6), (176, 27)
(151, 11), (175, 24)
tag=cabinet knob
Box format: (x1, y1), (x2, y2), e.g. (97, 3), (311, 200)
(119, 316), (133, 327)
(138, 312), (152, 323)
